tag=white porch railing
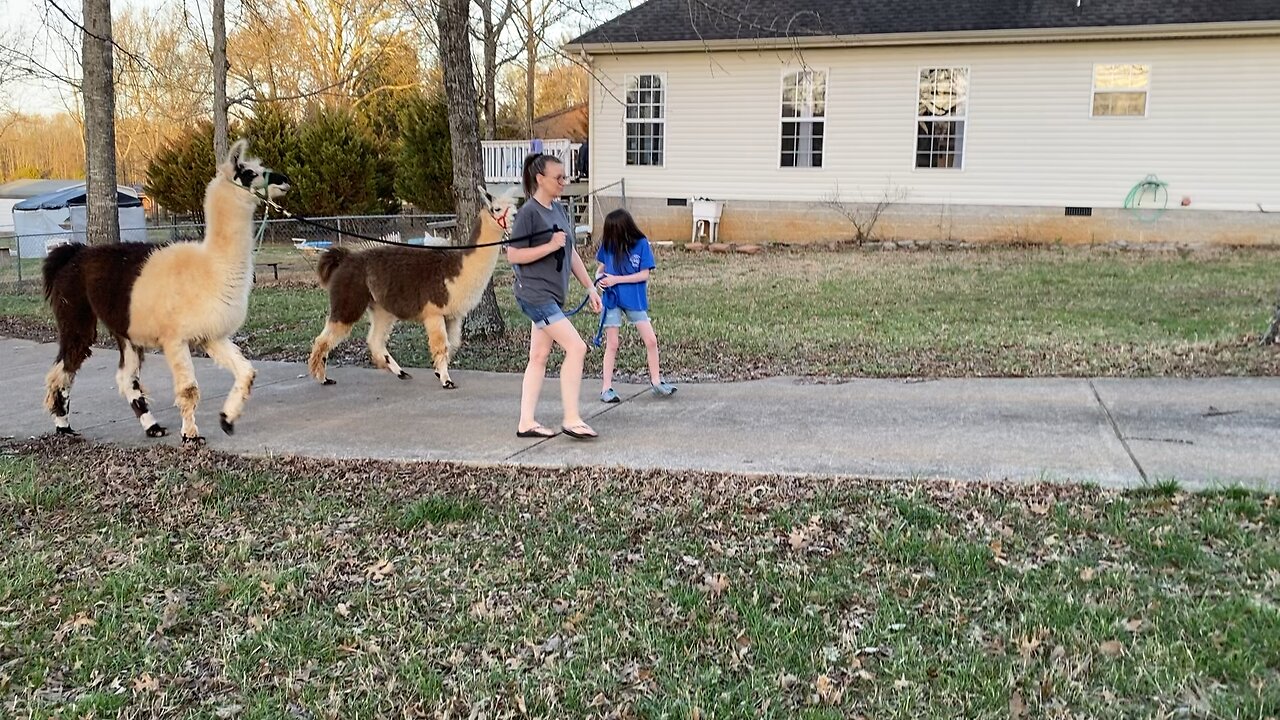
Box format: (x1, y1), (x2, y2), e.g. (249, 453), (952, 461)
(482, 139), (582, 185)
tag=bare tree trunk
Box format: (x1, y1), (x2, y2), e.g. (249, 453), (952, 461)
(82, 0), (120, 245)
(438, 0), (505, 339)
(212, 0), (229, 159)
(523, 0), (535, 137)
(483, 26), (498, 139)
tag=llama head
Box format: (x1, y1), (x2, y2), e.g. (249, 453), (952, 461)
(478, 185), (517, 232)
(222, 139), (291, 200)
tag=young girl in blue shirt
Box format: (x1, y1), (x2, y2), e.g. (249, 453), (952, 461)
(594, 209), (677, 402)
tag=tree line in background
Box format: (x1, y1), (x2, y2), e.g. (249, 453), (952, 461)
(0, 0), (592, 199)
(145, 93), (454, 218)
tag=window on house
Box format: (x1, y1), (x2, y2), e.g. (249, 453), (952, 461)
(1092, 64), (1149, 117)
(916, 67), (968, 169)
(625, 74), (664, 166)
(781, 70), (826, 168)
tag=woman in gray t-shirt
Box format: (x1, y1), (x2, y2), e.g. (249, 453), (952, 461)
(506, 153), (601, 440)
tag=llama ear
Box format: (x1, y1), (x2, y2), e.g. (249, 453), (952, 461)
(228, 138), (249, 167)
(477, 184), (494, 206)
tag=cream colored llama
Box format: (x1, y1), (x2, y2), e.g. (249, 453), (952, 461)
(42, 139), (290, 444)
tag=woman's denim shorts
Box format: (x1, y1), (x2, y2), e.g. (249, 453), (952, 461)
(516, 298), (567, 329)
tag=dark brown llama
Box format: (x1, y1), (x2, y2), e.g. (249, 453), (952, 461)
(42, 140), (290, 443)
(307, 188), (516, 387)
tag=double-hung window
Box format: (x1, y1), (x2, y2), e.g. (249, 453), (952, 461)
(625, 74), (665, 166)
(781, 69), (826, 168)
(916, 67), (968, 169)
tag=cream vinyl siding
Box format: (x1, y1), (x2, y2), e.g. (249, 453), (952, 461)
(586, 37), (1279, 212)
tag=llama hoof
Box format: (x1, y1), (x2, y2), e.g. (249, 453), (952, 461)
(54, 426), (80, 437)
(322, 378), (337, 386)
(397, 371), (412, 380)
(220, 413), (235, 436)
(181, 435), (206, 448)
(442, 379), (457, 389)
(145, 424), (168, 438)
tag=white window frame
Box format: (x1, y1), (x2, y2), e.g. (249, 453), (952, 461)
(1090, 63), (1151, 118)
(913, 66), (969, 171)
(624, 73), (666, 168)
(778, 67), (828, 170)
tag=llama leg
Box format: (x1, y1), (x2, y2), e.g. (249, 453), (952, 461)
(45, 299), (95, 435)
(308, 320), (353, 385)
(445, 315), (463, 362)
(114, 338), (165, 437)
(205, 337), (256, 435)
(44, 347), (90, 436)
(423, 313), (455, 389)
(367, 307), (409, 379)
(162, 339), (203, 444)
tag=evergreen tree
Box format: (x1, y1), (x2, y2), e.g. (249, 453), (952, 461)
(144, 121), (217, 218)
(395, 93), (453, 213)
(290, 108), (384, 217)
(242, 102), (302, 179)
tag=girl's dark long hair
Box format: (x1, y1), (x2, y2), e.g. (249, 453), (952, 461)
(601, 208), (645, 262)
(521, 153), (562, 199)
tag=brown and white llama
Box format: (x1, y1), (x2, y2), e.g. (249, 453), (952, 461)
(42, 139), (290, 444)
(307, 187), (515, 387)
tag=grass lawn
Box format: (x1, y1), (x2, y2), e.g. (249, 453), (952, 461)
(3, 244), (1280, 381)
(0, 439), (1276, 718)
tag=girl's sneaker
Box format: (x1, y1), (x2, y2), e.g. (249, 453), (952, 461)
(600, 388), (621, 403)
(651, 382), (677, 397)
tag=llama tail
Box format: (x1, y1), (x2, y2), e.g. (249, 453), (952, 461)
(316, 247), (350, 287)
(43, 243), (86, 303)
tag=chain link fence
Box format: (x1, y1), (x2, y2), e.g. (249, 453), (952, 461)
(0, 187), (628, 291)
(0, 214), (457, 290)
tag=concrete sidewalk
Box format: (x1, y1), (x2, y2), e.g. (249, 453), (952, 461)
(1, 337), (1277, 490)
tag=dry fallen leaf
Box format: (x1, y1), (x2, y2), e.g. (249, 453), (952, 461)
(1018, 635), (1041, 660)
(1009, 690), (1027, 719)
(1079, 567), (1096, 582)
(701, 573), (730, 597)
(1099, 640), (1124, 657)
(989, 540), (1006, 563)
(1123, 618), (1145, 633)
(893, 677), (912, 691)
(336, 603), (351, 618)
(66, 612), (96, 631)
(814, 674), (841, 704)
(213, 705), (243, 719)
(365, 559), (395, 582)
(1028, 501), (1051, 516)
(131, 672), (159, 693)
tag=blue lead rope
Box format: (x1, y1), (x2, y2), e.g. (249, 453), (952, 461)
(561, 281), (617, 349)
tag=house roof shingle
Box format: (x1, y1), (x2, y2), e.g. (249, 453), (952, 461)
(568, 0), (1280, 48)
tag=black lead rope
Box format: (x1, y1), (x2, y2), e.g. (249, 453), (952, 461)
(257, 196), (560, 250)
(256, 192), (588, 317)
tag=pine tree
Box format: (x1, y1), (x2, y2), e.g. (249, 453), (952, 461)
(290, 108), (383, 217)
(395, 94), (453, 213)
(144, 121), (217, 218)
